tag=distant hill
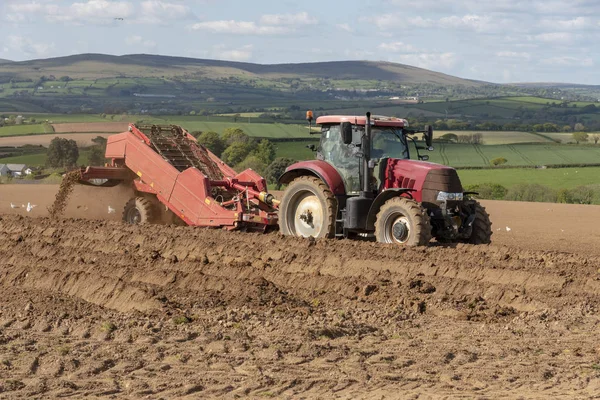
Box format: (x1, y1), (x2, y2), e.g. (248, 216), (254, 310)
(0, 53), (487, 86)
(0, 59), (13, 65)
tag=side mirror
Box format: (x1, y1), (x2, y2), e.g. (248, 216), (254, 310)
(341, 122), (352, 145)
(424, 125), (433, 148)
(306, 144), (317, 151)
(419, 155), (430, 161)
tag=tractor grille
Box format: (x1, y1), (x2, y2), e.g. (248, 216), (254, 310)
(422, 169), (463, 204)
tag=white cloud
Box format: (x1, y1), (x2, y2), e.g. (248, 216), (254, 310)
(259, 12), (317, 26)
(125, 35), (156, 50)
(5, 1), (192, 25)
(539, 16), (591, 30)
(532, 32), (576, 43)
(6, 0), (134, 24)
(392, 52), (458, 70)
(439, 14), (494, 32)
(378, 42), (416, 52)
(139, 1), (194, 23)
(214, 44), (253, 62)
(7, 35), (55, 58)
(367, 13), (499, 32)
(541, 56), (593, 67)
(336, 23), (353, 33)
(190, 20), (290, 35)
(496, 51), (531, 60)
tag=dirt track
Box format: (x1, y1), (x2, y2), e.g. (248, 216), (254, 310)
(1, 185), (600, 398)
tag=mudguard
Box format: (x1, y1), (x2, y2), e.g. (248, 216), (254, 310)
(279, 160), (346, 195)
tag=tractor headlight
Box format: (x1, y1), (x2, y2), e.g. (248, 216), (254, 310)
(436, 191), (464, 201)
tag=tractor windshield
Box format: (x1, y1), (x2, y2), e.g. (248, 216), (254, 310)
(371, 128), (409, 160)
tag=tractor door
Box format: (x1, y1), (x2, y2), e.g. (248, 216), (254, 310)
(317, 125), (361, 194)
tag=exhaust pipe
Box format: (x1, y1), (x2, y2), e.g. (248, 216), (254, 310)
(362, 112), (372, 196)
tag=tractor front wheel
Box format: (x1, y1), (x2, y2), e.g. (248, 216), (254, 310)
(375, 197), (432, 246)
(122, 196), (158, 225)
(465, 201), (492, 244)
(279, 176), (336, 238)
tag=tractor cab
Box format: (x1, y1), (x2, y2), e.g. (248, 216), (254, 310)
(315, 115), (430, 195)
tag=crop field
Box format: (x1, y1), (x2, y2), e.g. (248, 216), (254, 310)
(457, 166), (600, 189)
(273, 140), (319, 160)
(426, 143), (600, 167)
(0, 124), (54, 136)
(135, 117), (312, 138)
(0, 149), (91, 166)
(435, 130), (552, 144)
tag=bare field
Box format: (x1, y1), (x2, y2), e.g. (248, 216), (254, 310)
(1, 184), (600, 398)
(0, 133), (112, 147)
(51, 122), (129, 133)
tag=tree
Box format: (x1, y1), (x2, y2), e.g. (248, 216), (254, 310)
(196, 131), (225, 156)
(88, 146), (105, 166)
(572, 131), (588, 144)
(264, 157), (295, 187)
(46, 137), (79, 168)
(91, 136), (107, 147)
(574, 123), (585, 132)
(592, 134), (600, 144)
(221, 141), (254, 166)
(253, 139), (276, 165)
(222, 127), (248, 145)
(490, 157), (508, 166)
(235, 155), (267, 175)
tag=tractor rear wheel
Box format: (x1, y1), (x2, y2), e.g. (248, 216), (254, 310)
(375, 197), (432, 246)
(279, 176), (336, 238)
(465, 201), (492, 244)
(122, 196), (159, 225)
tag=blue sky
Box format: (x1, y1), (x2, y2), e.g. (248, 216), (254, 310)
(1, 0), (599, 84)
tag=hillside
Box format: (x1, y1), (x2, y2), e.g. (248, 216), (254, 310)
(0, 59), (13, 64)
(0, 53), (486, 86)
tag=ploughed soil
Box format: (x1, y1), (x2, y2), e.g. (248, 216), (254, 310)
(1, 185), (600, 398)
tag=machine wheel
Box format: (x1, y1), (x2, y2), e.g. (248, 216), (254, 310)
(279, 176), (336, 238)
(122, 196), (159, 225)
(465, 201), (492, 244)
(375, 197), (432, 246)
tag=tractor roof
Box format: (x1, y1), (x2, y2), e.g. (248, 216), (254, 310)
(316, 115), (408, 127)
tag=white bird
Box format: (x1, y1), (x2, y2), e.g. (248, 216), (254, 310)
(26, 203), (37, 212)
(506, 226), (511, 232)
(108, 206), (116, 214)
(10, 203), (19, 209)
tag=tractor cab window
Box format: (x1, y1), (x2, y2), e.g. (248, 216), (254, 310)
(371, 128), (409, 160)
(318, 125), (361, 194)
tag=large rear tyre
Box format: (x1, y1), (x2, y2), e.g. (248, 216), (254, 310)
(375, 197), (432, 246)
(279, 176), (336, 238)
(122, 196), (159, 225)
(465, 201), (492, 244)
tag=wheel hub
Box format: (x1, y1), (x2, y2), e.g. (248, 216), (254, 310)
(127, 207), (142, 224)
(291, 193), (323, 237)
(390, 216), (411, 243)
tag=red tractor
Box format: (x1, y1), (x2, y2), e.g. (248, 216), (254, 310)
(278, 112), (492, 246)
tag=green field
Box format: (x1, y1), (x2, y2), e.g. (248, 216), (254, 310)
(457, 167), (600, 189)
(435, 130), (552, 145)
(426, 143), (600, 167)
(136, 117), (313, 138)
(273, 140), (319, 160)
(0, 124), (54, 136)
(0, 150), (91, 166)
